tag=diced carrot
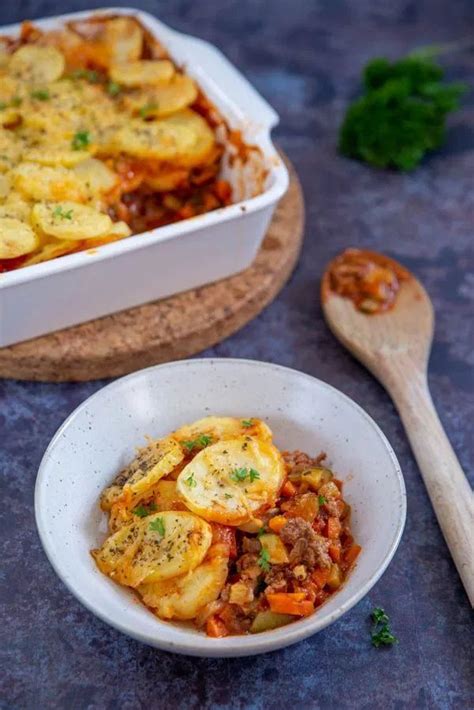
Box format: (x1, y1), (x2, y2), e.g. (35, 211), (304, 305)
(326, 517), (342, 540)
(344, 544), (362, 567)
(281, 480), (296, 497)
(312, 568), (330, 589)
(266, 593), (314, 617)
(328, 542), (342, 562)
(206, 615), (228, 638)
(268, 515), (288, 533)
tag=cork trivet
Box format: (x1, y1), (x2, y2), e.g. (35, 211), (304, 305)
(0, 156), (304, 382)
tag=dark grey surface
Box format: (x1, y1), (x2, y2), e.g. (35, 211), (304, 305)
(1, 1), (473, 708)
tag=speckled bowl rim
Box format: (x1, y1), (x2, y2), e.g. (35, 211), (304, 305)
(35, 358), (406, 657)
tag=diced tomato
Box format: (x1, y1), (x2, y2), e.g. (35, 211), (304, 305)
(206, 615), (228, 638)
(281, 480), (296, 497)
(211, 524), (238, 559)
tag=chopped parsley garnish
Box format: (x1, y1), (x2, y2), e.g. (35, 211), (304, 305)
(133, 502), (157, 518)
(230, 467), (261, 483)
(370, 607), (398, 648)
(339, 53), (466, 171)
(70, 68), (100, 83)
(107, 81), (121, 97)
(241, 419), (253, 428)
(53, 206), (73, 221)
(257, 526), (266, 538)
(224, 493), (233, 499)
(72, 130), (91, 151)
(258, 547), (271, 572)
(31, 89), (50, 101)
(185, 472), (197, 488)
(139, 102), (158, 118)
(182, 435), (212, 451)
(149, 517), (165, 537)
(318, 495), (327, 506)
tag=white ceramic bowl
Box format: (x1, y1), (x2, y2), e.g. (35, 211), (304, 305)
(35, 359), (406, 657)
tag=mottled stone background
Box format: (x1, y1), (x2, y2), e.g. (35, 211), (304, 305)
(0, 1), (473, 708)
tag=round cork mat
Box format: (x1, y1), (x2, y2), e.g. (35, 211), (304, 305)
(0, 156), (304, 382)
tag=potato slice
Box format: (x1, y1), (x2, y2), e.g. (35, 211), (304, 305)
(124, 511), (212, 587)
(0, 173), (10, 200)
(31, 202), (112, 241)
(144, 168), (189, 192)
(176, 436), (286, 525)
(22, 146), (92, 168)
(9, 45), (65, 84)
(22, 240), (78, 267)
(102, 17), (144, 65)
(92, 521), (144, 583)
(0, 193), (31, 222)
(138, 552), (229, 620)
(73, 158), (118, 195)
(174, 416), (273, 447)
(153, 479), (187, 512)
(12, 163), (87, 202)
(110, 59), (174, 87)
(103, 109), (215, 167)
(124, 74), (198, 118)
(0, 217), (39, 259)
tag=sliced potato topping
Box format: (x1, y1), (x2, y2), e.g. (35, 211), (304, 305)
(110, 59), (174, 87)
(0, 217), (38, 258)
(173, 416), (272, 446)
(102, 17), (144, 66)
(31, 202), (112, 240)
(9, 45), (65, 84)
(123, 511), (213, 587)
(123, 74), (198, 118)
(176, 436), (286, 526)
(138, 551), (229, 620)
(12, 163), (87, 202)
(92, 521), (145, 583)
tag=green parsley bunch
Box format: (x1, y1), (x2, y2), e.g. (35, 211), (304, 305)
(339, 54), (466, 170)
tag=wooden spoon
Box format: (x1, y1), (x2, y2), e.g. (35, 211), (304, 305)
(321, 249), (474, 605)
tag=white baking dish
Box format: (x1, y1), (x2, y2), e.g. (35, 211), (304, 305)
(0, 8), (288, 348)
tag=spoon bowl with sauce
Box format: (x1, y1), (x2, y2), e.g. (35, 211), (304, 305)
(322, 248), (473, 605)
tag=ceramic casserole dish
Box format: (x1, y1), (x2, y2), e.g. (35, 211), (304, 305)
(0, 8), (288, 347)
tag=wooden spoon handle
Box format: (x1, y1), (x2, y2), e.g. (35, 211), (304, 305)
(387, 370), (474, 605)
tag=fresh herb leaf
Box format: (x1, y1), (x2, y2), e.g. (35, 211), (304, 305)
(139, 102), (158, 118)
(249, 468), (261, 482)
(230, 467), (249, 482)
(318, 495), (327, 506)
(339, 53), (466, 171)
(53, 206), (73, 221)
(72, 130), (91, 151)
(241, 419), (253, 428)
(149, 517), (165, 536)
(133, 502), (157, 518)
(224, 493), (233, 499)
(185, 472), (197, 488)
(257, 526), (266, 538)
(31, 89), (50, 101)
(182, 434), (212, 451)
(107, 81), (121, 97)
(370, 607), (398, 648)
(70, 68), (99, 83)
(258, 547), (271, 572)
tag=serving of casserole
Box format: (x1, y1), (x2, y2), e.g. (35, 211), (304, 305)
(0, 9), (288, 347)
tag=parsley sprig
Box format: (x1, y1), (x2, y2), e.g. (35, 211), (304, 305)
(149, 517), (165, 537)
(133, 502), (157, 518)
(31, 89), (50, 101)
(72, 130), (91, 151)
(139, 102), (159, 118)
(318, 495), (327, 506)
(53, 206), (73, 221)
(241, 419), (253, 428)
(230, 467), (261, 483)
(258, 547), (271, 572)
(185, 472), (197, 488)
(370, 607), (398, 648)
(339, 52), (466, 170)
(182, 435), (212, 452)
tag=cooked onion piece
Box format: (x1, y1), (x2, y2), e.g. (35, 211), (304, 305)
(176, 436), (286, 525)
(31, 202), (112, 240)
(110, 59), (174, 86)
(0, 217), (38, 258)
(124, 511), (212, 587)
(138, 551), (229, 620)
(9, 45), (65, 84)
